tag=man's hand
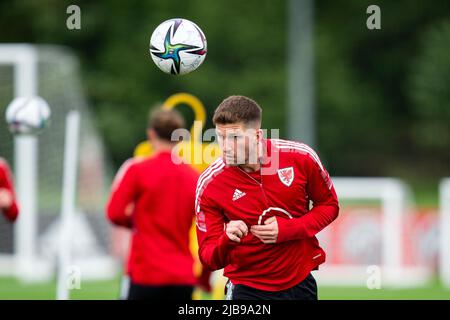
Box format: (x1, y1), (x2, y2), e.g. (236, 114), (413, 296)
(226, 220), (248, 243)
(0, 188), (13, 210)
(250, 217), (278, 244)
(125, 203), (134, 217)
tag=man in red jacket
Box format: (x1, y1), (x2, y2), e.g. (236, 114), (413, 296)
(196, 95), (339, 300)
(106, 108), (201, 300)
(0, 158), (19, 222)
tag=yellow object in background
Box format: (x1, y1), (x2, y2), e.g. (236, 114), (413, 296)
(133, 92), (221, 172)
(134, 93), (224, 299)
(134, 139), (220, 173)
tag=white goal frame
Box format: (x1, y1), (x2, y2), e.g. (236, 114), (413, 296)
(0, 45), (118, 289)
(439, 178), (450, 289)
(315, 177), (432, 288)
(0, 44), (50, 281)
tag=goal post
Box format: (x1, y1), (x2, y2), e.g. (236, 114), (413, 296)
(0, 44), (120, 287)
(0, 44), (45, 281)
(439, 178), (450, 289)
(56, 110), (81, 300)
(315, 177), (432, 288)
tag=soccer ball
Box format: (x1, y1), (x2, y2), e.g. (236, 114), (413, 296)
(5, 96), (51, 135)
(149, 18), (207, 75)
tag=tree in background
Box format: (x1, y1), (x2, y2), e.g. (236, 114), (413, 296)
(0, 0), (448, 184)
(408, 20), (450, 175)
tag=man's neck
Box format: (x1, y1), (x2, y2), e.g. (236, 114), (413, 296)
(239, 163), (260, 173)
(152, 140), (174, 154)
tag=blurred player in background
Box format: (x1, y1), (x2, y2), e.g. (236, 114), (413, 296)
(196, 95), (339, 300)
(106, 108), (209, 300)
(0, 158), (19, 222)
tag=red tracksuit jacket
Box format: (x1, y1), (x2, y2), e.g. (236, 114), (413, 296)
(106, 151), (199, 286)
(196, 139), (339, 291)
(0, 158), (19, 222)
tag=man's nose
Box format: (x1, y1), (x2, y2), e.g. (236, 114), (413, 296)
(223, 138), (234, 149)
(220, 138), (228, 151)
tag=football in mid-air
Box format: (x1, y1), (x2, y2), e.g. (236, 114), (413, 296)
(149, 18), (207, 75)
(5, 96), (51, 135)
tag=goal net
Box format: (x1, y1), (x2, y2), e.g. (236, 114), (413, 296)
(0, 44), (120, 284)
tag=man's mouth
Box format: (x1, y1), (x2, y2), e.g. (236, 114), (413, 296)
(223, 154), (237, 164)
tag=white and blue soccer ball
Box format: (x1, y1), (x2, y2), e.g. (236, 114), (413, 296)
(5, 96), (51, 135)
(149, 18), (207, 75)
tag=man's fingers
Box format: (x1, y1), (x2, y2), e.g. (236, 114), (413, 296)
(253, 233), (276, 244)
(227, 220), (248, 239)
(227, 226), (242, 238)
(236, 221), (248, 235)
(228, 233), (241, 243)
(232, 227), (244, 238)
(0, 189), (13, 208)
(230, 221), (248, 236)
(252, 230), (276, 239)
(258, 234), (276, 240)
(250, 217), (278, 243)
(264, 217), (276, 225)
(252, 233), (266, 241)
(251, 229), (275, 237)
(125, 203), (135, 217)
(250, 224), (272, 232)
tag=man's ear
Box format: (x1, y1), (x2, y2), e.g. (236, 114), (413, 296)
(147, 128), (155, 142)
(256, 128), (263, 141)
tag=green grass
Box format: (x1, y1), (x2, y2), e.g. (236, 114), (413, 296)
(0, 276), (121, 300)
(318, 283), (450, 300)
(0, 276), (449, 300)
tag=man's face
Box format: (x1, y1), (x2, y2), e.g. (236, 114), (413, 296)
(215, 122), (261, 166)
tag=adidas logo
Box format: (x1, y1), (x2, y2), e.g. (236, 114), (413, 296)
(232, 189), (246, 201)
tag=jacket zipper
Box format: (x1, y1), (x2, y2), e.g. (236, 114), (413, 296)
(237, 167), (270, 207)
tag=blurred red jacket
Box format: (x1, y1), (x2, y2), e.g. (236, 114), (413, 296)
(196, 139), (339, 291)
(106, 151), (199, 286)
(0, 158), (19, 222)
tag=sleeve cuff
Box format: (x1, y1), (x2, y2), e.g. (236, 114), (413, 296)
(217, 232), (233, 251)
(3, 203), (18, 222)
(216, 232), (237, 266)
(277, 216), (303, 242)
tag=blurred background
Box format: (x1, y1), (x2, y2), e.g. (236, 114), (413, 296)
(0, 0), (449, 299)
